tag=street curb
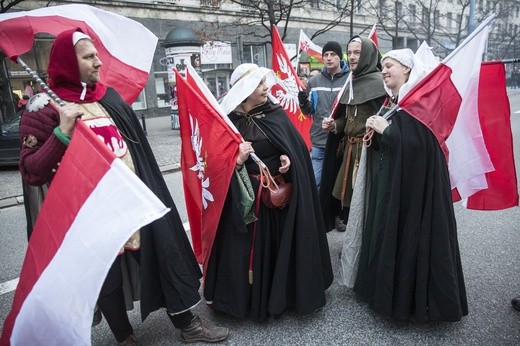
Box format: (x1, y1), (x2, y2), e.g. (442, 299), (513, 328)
(0, 163), (182, 210)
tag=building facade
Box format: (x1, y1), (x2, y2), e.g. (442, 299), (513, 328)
(3, 0), (519, 118)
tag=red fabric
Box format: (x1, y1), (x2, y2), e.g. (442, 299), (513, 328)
(465, 63), (519, 210)
(0, 15), (148, 104)
(399, 64), (462, 158)
(369, 25), (379, 48)
(271, 25), (312, 149)
(176, 69), (242, 269)
(1, 121), (113, 346)
(48, 28), (107, 103)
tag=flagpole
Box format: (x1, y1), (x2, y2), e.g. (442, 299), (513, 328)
(443, 14), (496, 64)
(482, 58), (520, 65)
(17, 57), (65, 107)
(295, 30), (303, 76)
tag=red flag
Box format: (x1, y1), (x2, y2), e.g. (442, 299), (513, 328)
(176, 69), (242, 268)
(299, 29), (323, 63)
(464, 63), (519, 210)
(368, 24), (379, 48)
(1, 121), (167, 345)
(271, 25), (312, 149)
(0, 4), (157, 104)
(399, 15), (495, 201)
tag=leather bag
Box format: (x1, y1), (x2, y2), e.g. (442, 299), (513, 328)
(261, 174), (292, 209)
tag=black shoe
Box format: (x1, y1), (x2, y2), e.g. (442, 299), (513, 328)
(512, 296), (520, 311)
(180, 315), (229, 343)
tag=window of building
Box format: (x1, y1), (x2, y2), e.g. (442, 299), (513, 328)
(434, 10), (440, 26)
(396, 2), (403, 17)
(204, 71), (229, 99)
(409, 4), (416, 23)
(422, 6), (429, 23)
(154, 72), (171, 108)
(447, 13), (452, 29)
(310, 0), (320, 9)
(132, 89), (147, 111)
(243, 44), (267, 67)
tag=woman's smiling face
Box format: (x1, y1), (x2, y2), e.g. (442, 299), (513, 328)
(381, 57), (410, 96)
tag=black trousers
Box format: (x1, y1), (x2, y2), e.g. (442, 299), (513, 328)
(97, 255), (133, 342)
(98, 253), (195, 342)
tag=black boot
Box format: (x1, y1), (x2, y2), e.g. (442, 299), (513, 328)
(179, 315), (229, 343)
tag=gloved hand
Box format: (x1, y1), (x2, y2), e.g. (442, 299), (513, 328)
(298, 91), (309, 107)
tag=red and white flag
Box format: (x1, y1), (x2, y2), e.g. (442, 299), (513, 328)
(463, 63), (518, 210)
(0, 121), (168, 346)
(176, 69), (242, 267)
(299, 29), (323, 63)
(0, 4), (157, 104)
(271, 25), (312, 149)
(399, 15), (495, 201)
(368, 24), (379, 48)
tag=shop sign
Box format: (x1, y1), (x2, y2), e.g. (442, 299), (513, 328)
(201, 41), (232, 64)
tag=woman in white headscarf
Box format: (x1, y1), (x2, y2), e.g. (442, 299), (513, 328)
(204, 63), (333, 320)
(355, 49), (468, 322)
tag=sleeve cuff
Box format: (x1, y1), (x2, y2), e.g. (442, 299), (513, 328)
(53, 126), (71, 146)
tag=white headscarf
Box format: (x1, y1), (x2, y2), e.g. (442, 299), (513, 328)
(220, 63), (277, 115)
(382, 48), (432, 101)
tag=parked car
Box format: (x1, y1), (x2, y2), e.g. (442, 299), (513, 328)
(0, 113), (21, 167)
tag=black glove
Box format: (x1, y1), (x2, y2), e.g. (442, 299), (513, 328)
(298, 91), (309, 108)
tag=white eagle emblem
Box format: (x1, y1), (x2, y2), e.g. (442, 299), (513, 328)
(189, 114), (214, 209)
(273, 53), (304, 117)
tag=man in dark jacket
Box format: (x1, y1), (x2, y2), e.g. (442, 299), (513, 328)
(298, 41), (349, 230)
(18, 28), (228, 345)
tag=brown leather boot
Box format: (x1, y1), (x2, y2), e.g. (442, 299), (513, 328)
(180, 315), (229, 343)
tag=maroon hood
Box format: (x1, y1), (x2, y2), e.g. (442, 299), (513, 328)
(48, 28), (106, 103)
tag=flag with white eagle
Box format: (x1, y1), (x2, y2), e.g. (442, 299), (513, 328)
(176, 69), (242, 267)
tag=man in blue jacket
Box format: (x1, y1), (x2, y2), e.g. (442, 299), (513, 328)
(298, 41), (349, 230)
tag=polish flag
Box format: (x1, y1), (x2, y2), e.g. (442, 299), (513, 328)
(299, 29), (323, 63)
(271, 25), (312, 149)
(463, 62), (519, 210)
(399, 15), (495, 201)
(0, 121), (168, 345)
(176, 68), (242, 267)
(0, 4), (157, 104)
(368, 24), (379, 48)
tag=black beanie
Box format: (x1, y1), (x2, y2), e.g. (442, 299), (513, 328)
(322, 41), (343, 58)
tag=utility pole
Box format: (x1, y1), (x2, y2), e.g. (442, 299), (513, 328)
(468, 0), (476, 34)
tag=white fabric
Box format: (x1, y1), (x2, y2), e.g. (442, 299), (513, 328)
(0, 4), (157, 72)
(11, 159), (168, 345)
(383, 48), (432, 100)
(72, 31), (91, 45)
(415, 41), (439, 70)
(444, 18), (494, 199)
(338, 145), (368, 287)
(220, 63), (277, 115)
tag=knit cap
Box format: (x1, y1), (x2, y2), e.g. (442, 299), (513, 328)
(322, 41), (342, 58)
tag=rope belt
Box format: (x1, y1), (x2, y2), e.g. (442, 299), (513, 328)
(339, 136), (363, 208)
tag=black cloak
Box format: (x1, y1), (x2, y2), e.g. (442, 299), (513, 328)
(100, 88), (202, 320)
(203, 101), (333, 320)
(353, 108), (468, 322)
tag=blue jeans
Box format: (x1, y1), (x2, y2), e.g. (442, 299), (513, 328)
(310, 146), (325, 191)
